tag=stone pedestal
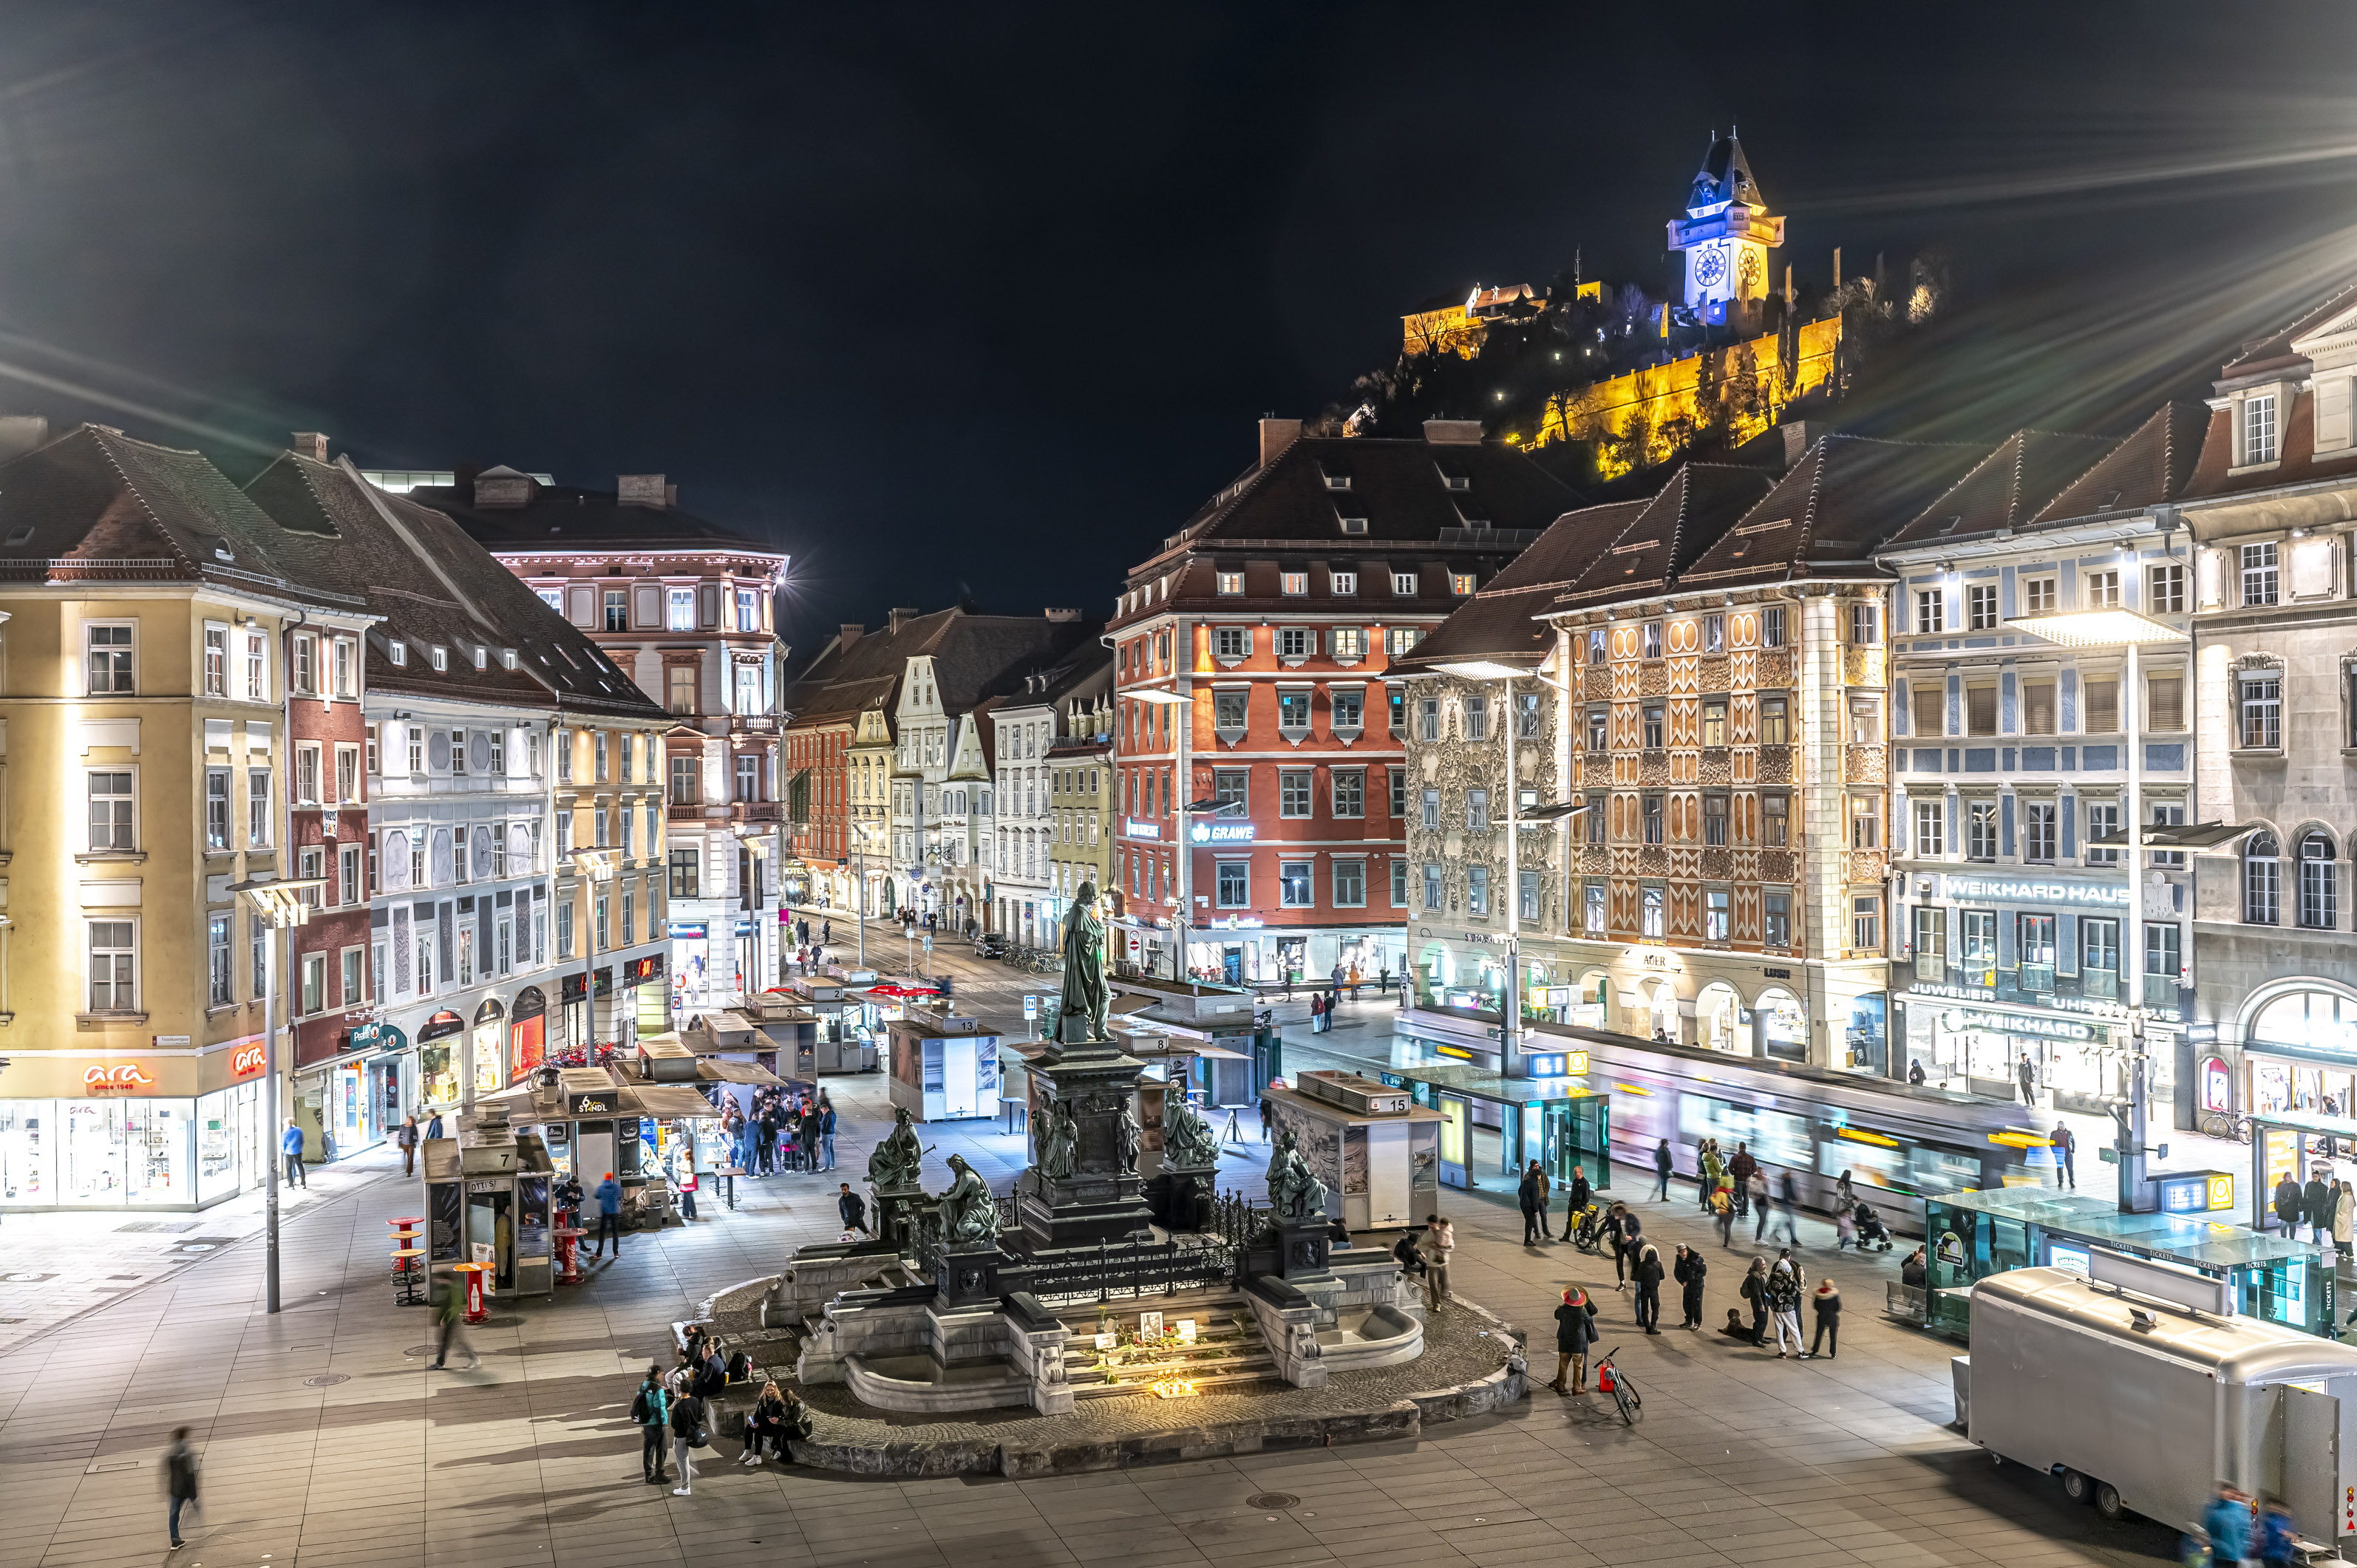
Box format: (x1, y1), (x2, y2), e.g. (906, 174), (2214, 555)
(1146, 1162), (1217, 1233)
(1013, 1040), (1153, 1253)
(871, 1182), (927, 1259)
(933, 1239), (1012, 1309)
(1274, 1217), (1333, 1281)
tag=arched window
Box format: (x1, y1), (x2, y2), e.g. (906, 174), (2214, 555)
(2300, 830), (2339, 930)
(2246, 831), (2282, 925)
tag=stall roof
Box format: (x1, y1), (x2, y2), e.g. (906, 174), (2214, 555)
(1939, 1186), (2327, 1269)
(630, 1084), (729, 1119)
(1268, 1083), (1442, 1125)
(698, 1059), (784, 1087)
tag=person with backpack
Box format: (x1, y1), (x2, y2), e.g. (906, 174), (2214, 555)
(667, 1378), (708, 1496)
(630, 1364), (672, 1485)
(1738, 1256), (1771, 1346)
(161, 1425), (199, 1550)
(1767, 1255), (1806, 1358)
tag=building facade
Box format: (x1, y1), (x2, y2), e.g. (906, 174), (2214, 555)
(412, 469), (787, 1009)
(1107, 417), (1575, 986)
(988, 650), (1113, 947)
(2173, 290), (2357, 1129)
(1879, 416), (2202, 1114)
(1047, 704), (1116, 935)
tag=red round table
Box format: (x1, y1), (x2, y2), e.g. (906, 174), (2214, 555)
(453, 1261), (492, 1323)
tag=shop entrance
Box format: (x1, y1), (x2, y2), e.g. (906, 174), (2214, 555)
(1222, 946), (1242, 985)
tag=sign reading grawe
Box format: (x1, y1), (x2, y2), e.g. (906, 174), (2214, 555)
(231, 1043), (267, 1080)
(84, 1063), (156, 1094)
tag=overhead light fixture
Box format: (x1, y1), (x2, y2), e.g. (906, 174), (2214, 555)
(2007, 610), (2183, 648)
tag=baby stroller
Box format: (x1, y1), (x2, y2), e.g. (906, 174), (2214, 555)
(1854, 1202), (1894, 1252)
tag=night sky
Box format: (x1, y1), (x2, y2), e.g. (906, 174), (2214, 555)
(0, 3), (2351, 655)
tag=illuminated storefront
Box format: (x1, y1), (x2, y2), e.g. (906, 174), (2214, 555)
(0, 1049), (269, 1212)
(2236, 981), (2357, 1120)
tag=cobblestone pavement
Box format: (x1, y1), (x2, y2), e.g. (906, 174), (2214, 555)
(0, 1008), (2190, 1568)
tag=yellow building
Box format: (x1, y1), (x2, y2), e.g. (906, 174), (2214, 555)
(0, 425), (370, 1210)
(549, 720), (674, 1048)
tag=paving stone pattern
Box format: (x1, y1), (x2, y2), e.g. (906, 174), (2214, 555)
(0, 945), (2187, 1567)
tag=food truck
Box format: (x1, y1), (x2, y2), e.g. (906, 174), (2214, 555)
(1965, 1261), (2357, 1550)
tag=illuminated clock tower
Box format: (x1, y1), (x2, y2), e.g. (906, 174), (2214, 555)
(1666, 131), (1784, 333)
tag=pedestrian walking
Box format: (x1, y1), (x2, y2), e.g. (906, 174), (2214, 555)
(431, 1272), (474, 1369)
(1517, 1161), (1546, 1246)
(2201, 1484), (2251, 1568)
(1712, 1184), (1735, 1248)
(631, 1364), (672, 1484)
(2259, 1494), (2298, 1568)
(1259, 1097), (1273, 1143)
(1775, 1169), (1801, 1247)
(1806, 1278), (1841, 1359)
(838, 1182), (870, 1236)
(591, 1170), (623, 1258)
(1673, 1243), (1707, 1329)
(397, 1115), (420, 1178)
(1748, 1168), (1771, 1242)
(1908, 1058), (1926, 1086)
(161, 1425), (199, 1550)
(667, 1381), (708, 1496)
(2307, 1169), (2334, 1246)
(2050, 1119), (2075, 1189)
(1604, 1201), (1636, 1288)
(1768, 1258), (1805, 1357)
(2335, 1179), (2356, 1262)
(1698, 1139), (1724, 1213)
(1652, 1138), (1673, 1202)
(424, 1111), (443, 1140)
(1531, 1161), (1553, 1239)
(2275, 1171), (2304, 1236)
(2017, 1052), (2037, 1107)
(1738, 1257), (1770, 1345)
(1632, 1239), (1664, 1334)
(1416, 1214), (1455, 1311)
(820, 1094), (837, 1170)
(1547, 1286), (1596, 1394)
(282, 1119), (307, 1187)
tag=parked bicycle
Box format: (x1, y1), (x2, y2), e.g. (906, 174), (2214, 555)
(1593, 1345), (1641, 1427)
(2199, 1111), (2254, 1144)
(1569, 1203), (1605, 1254)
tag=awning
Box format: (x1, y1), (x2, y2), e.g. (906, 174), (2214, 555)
(631, 1084), (727, 1119)
(2086, 820), (2265, 849)
(697, 1060), (784, 1087)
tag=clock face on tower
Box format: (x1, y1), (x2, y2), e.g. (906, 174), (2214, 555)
(1739, 248), (1761, 293)
(1694, 245), (1727, 287)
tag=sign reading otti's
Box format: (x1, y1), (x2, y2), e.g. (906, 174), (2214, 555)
(84, 1063), (155, 1093)
(231, 1043), (267, 1080)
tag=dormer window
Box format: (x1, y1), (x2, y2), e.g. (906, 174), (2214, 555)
(1280, 571), (1308, 596)
(1215, 570), (1244, 596)
(472, 646), (488, 671)
(502, 649), (519, 670)
(2245, 393), (2280, 466)
(430, 646), (448, 672)
(1441, 474), (1470, 492)
(2, 525), (30, 546)
(389, 641), (408, 667)
(1339, 517), (1368, 535)
(1322, 471), (1352, 491)
(1331, 570), (1357, 596)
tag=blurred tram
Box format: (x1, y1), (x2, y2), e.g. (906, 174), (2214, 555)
(1554, 1025), (2047, 1231)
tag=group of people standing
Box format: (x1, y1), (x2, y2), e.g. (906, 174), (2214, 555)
(720, 1087), (835, 1177)
(2271, 1166), (2356, 1257)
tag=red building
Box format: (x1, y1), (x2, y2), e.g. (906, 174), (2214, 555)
(1106, 418), (1577, 986)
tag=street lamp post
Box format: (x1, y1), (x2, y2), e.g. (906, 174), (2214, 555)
(2009, 604), (2186, 1213)
(230, 873), (327, 1315)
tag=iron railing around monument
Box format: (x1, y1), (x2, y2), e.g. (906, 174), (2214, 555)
(908, 1187), (1272, 1306)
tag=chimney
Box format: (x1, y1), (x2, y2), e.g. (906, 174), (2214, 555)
(665, 483), (678, 507)
(1780, 420), (1814, 468)
(0, 416), (49, 464)
(1422, 419), (1485, 445)
(617, 474), (667, 508)
(290, 432), (330, 462)
(1044, 607), (1080, 623)
(839, 622), (863, 652)
(1259, 416), (1302, 470)
(888, 606), (919, 634)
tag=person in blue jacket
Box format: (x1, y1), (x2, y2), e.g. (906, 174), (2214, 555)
(2257, 1493), (2298, 1568)
(281, 1120), (307, 1187)
(2200, 1482), (2251, 1567)
(591, 1172), (623, 1258)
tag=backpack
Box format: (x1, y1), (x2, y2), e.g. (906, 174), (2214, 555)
(631, 1385), (667, 1426)
(727, 1351), (752, 1383)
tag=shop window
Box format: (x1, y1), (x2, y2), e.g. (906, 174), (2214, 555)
(2299, 830), (2339, 930)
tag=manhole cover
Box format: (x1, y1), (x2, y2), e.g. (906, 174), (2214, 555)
(1, 1273), (55, 1284)
(302, 1374), (349, 1387)
(169, 1243), (219, 1255)
(0, 1317), (24, 1323)
(1247, 1493), (1299, 1510)
(106, 1274), (142, 1281)
(403, 1345), (435, 1358)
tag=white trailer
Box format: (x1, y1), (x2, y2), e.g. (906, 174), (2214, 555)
(1965, 1266), (2357, 1549)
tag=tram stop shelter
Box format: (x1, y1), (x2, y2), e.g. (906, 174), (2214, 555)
(1922, 1185), (2335, 1341)
(1355, 1057), (1611, 1195)
(2245, 1108), (2357, 1236)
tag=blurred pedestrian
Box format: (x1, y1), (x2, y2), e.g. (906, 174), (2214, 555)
(1775, 1170), (1801, 1247)
(1416, 1214), (1455, 1311)
(1652, 1138), (1673, 1202)
(1749, 1169), (1772, 1242)
(397, 1115), (420, 1178)
(2050, 1120), (2075, 1189)
(431, 1272), (474, 1370)
(161, 1425), (199, 1550)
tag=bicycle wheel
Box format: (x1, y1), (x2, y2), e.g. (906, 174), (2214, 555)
(1613, 1380), (1637, 1426)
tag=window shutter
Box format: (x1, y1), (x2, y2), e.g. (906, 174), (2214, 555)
(566, 586), (594, 627)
